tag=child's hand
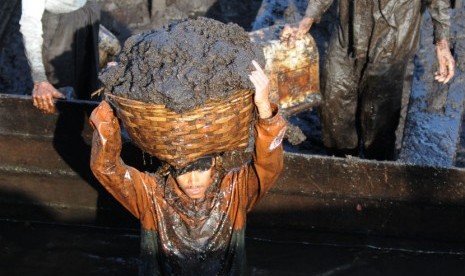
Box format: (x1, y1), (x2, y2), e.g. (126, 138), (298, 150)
(249, 60), (272, 119)
(90, 101), (118, 145)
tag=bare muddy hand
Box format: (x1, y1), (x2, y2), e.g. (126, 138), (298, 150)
(32, 81), (65, 114)
(435, 39), (455, 84)
(279, 17), (314, 48)
(90, 101), (118, 145)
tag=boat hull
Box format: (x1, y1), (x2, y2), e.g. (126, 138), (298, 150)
(1, 94), (465, 242)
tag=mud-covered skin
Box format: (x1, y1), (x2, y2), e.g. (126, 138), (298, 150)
(305, 0), (450, 61)
(100, 17), (265, 113)
(89, 102), (286, 275)
(304, 0), (452, 160)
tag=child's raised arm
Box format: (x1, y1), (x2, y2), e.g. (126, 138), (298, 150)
(89, 101), (154, 220)
(249, 60), (272, 119)
(244, 61), (287, 211)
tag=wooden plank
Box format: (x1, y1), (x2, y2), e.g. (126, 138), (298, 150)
(278, 153), (465, 203)
(251, 193), (465, 242)
(2, 150), (465, 241)
(0, 94), (96, 137)
(0, 169), (138, 227)
(0, 134), (79, 173)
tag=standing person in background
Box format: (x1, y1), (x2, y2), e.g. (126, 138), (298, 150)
(20, 0), (100, 114)
(280, 0), (455, 160)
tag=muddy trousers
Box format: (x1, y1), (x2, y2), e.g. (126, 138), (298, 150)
(41, 1), (100, 100)
(320, 39), (408, 161)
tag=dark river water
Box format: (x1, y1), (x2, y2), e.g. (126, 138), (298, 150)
(1, 219), (465, 276)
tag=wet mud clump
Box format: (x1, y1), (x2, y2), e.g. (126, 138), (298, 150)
(100, 17), (265, 113)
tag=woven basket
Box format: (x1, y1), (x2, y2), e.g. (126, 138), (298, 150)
(105, 89), (254, 169)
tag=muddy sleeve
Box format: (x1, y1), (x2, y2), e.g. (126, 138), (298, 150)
(89, 114), (155, 221)
(426, 0), (451, 43)
(304, 0), (334, 21)
(244, 103), (287, 211)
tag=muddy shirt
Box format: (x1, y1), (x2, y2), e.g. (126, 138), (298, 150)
(90, 104), (287, 276)
(19, 0), (89, 82)
(305, 0), (451, 62)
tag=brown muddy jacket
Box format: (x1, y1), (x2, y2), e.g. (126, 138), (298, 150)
(90, 104), (287, 276)
(305, 0), (451, 62)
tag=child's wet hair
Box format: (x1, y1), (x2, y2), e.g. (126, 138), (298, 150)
(170, 155), (213, 178)
(157, 154), (224, 177)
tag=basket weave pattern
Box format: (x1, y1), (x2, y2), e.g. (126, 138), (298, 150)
(106, 89), (254, 169)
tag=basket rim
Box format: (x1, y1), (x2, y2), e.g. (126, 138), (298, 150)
(104, 89), (253, 111)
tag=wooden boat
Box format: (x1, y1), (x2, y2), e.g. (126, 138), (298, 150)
(1, 94), (465, 244)
(1, 0), (465, 248)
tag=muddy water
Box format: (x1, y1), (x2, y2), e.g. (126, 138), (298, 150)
(100, 17), (265, 113)
(1, 220), (465, 276)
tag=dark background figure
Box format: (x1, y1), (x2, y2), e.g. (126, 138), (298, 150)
(281, 0), (455, 160)
(0, 0), (33, 95)
(20, 0), (100, 114)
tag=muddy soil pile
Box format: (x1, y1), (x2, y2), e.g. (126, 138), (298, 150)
(100, 17), (265, 113)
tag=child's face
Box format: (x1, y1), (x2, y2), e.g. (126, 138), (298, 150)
(175, 168), (213, 200)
